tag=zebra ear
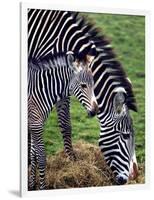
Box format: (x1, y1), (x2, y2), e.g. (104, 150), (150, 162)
(67, 51), (78, 73)
(86, 55), (95, 66)
(85, 43), (96, 66)
(114, 92), (126, 114)
(67, 51), (84, 74)
(66, 51), (75, 65)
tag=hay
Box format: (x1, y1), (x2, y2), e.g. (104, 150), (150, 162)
(45, 141), (113, 189)
(42, 141), (145, 189)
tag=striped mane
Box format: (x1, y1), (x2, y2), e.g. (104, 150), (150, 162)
(29, 53), (69, 70)
(70, 12), (137, 112)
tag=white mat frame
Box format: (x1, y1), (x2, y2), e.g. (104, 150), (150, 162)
(20, 2), (150, 197)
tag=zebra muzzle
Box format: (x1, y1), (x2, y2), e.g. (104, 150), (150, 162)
(115, 175), (128, 185)
(88, 102), (98, 117)
(88, 110), (97, 117)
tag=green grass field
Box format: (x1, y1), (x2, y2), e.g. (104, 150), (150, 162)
(43, 13), (145, 164)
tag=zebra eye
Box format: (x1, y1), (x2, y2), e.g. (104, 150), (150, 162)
(123, 133), (130, 139)
(81, 83), (87, 89)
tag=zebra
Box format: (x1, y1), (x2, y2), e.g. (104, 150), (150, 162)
(28, 9), (138, 185)
(28, 52), (98, 190)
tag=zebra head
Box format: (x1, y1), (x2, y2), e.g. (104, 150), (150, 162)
(98, 86), (138, 185)
(67, 52), (98, 117)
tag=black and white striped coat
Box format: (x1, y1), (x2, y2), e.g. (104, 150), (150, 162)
(28, 9), (138, 186)
(28, 53), (98, 189)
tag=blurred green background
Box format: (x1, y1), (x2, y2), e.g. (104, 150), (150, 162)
(43, 13), (145, 164)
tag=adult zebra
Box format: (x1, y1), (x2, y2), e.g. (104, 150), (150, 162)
(28, 9), (138, 185)
(28, 52), (98, 190)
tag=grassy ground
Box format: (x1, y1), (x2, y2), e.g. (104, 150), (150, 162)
(43, 13), (145, 164)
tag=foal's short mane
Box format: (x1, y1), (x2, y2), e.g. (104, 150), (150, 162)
(69, 11), (137, 112)
(29, 53), (69, 71)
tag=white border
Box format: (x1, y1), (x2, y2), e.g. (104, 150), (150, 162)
(20, 2), (150, 197)
(20, 2), (28, 196)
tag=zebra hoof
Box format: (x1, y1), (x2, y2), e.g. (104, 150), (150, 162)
(39, 183), (47, 190)
(68, 152), (77, 161)
(28, 176), (37, 190)
(28, 183), (37, 191)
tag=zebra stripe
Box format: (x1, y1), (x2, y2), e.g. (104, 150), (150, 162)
(28, 53), (98, 189)
(28, 9), (94, 60)
(28, 9), (138, 185)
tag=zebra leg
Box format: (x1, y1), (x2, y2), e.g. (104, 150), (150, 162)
(28, 130), (31, 166)
(28, 98), (47, 189)
(28, 134), (37, 190)
(29, 126), (46, 190)
(34, 133), (46, 190)
(56, 97), (76, 160)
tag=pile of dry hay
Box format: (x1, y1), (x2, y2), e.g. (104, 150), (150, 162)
(43, 141), (145, 189)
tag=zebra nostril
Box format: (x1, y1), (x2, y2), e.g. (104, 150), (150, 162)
(88, 110), (96, 117)
(115, 175), (127, 185)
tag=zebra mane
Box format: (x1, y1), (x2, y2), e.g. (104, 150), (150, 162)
(69, 12), (137, 112)
(29, 53), (68, 70)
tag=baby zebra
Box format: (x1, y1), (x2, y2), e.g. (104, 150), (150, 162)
(28, 52), (98, 190)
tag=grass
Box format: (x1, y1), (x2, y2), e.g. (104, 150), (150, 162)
(43, 13), (145, 164)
